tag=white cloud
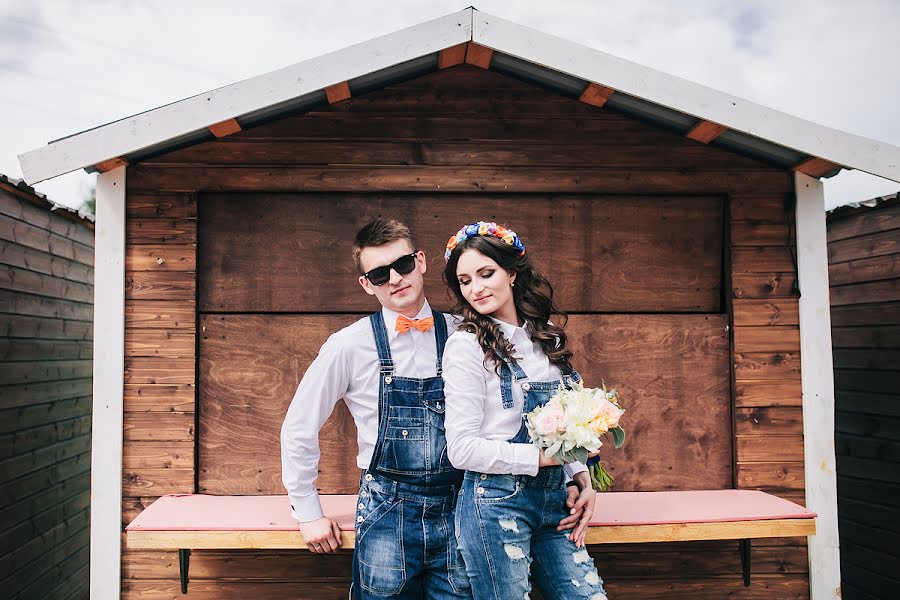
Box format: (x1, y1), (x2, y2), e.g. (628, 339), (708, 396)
(2, 0), (898, 209)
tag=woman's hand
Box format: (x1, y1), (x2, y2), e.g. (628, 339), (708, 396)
(556, 472), (596, 547)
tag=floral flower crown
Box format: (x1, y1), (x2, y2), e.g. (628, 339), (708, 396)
(444, 221), (526, 262)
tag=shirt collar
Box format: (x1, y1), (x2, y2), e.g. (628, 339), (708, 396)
(489, 316), (529, 342)
(383, 299), (432, 340)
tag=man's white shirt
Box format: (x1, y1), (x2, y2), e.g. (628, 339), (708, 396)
(280, 300), (456, 522)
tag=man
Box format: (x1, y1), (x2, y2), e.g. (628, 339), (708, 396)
(281, 219), (469, 599)
(281, 219), (592, 599)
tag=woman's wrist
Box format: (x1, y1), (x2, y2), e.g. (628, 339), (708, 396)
(572, 471), (591, 490)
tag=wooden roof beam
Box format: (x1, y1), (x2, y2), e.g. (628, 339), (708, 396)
(94, 157), (129, 172)
(208, 118), (242, 138)
(465, 42), (493, 69)
(686, 120), (728, 144)
(325, 81), (351, 104)
(439, 43), (468, 68)
(794, 157), (843, 178)
(579, 83), (615, 108)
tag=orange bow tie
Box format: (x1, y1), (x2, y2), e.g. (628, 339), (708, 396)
(395, 315), (434, 333)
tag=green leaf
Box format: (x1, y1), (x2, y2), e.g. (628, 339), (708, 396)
(571, 446), (589, 464)
(611, 427), (625, 448)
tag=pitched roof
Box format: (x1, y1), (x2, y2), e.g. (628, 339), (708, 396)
(18, 8), (900, 184)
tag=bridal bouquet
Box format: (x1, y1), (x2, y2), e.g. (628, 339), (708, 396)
(524, 381), (625, 491)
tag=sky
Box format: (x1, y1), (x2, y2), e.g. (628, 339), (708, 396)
(2, 0), (899, 211)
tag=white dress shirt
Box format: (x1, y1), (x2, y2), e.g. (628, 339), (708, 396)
(280, 300), (456, 522)
(443, 318), (587, 478)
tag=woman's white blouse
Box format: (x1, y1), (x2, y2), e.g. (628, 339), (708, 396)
(443, 319), (587, 478)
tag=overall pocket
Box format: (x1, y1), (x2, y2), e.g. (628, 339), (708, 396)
(377, 406), (427, 474)
(473, 474), (522, 503)
(357, 487), (407, 595)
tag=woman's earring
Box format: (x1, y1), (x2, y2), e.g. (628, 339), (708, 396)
(510, 282), (515, 288)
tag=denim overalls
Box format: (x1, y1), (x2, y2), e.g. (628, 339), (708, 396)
(351, 310), (471, 599)
(455, 357), (609, 600)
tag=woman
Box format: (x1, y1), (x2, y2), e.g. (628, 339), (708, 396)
(442, 222), (609, 600)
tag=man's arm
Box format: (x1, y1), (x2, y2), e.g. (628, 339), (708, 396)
(280, 333), (351, 553)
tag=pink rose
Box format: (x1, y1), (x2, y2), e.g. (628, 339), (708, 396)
(537, 401), (565, 436)
(595, 400), (624, 429)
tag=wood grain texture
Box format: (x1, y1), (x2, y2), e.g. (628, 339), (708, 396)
(198, 194), (723, 313)
(566, 314), (732, 491)
(118, 64), (809, 597)
(198, 314), (361, 495)
(828, 201), (900, 242)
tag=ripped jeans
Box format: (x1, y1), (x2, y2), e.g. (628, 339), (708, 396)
(455, 467), (608, 600)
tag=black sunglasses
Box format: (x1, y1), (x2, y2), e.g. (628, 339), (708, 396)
(363, 252), (418, 286)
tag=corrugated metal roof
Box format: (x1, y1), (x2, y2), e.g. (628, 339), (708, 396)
(828, 191), (900, 218)
(0, 172), (95, 224)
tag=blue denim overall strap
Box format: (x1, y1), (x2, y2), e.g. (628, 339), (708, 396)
(366, 309), (460, 487)
(351, 311), (470, 599)
(499, 358), (581, 444)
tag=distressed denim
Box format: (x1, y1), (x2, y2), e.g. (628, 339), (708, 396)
(354, 473), (470, 599)
(351, 311), (471, 599)
(456, 468), (607, 600)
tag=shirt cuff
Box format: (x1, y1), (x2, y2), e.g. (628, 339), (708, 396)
(290, 494), (325, 523)
(565, 461), (588, 478)
(512, 443), (541, 476)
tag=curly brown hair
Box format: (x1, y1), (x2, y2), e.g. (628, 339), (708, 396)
(443, 233), (573, 372)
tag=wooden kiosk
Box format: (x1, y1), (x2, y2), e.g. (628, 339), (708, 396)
(18, 8), (900, 599)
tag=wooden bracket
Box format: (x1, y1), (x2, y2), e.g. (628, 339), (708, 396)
(465, 42), (493, 69)
(686, 120), (727, 144)
(793, 157), (842, 178)
(325, 81), (351, 104)
(94, 157), (129, 172)
(579, 83), (615, 108)
(439, 43), (468, 68)
(208, 118), (242, 138)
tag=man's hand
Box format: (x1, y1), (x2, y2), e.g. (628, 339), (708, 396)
(299, 516), (343, 554)
(556, 472), (596, 547)
(556, 485), (581, 531)
(538, 451), (561, 468)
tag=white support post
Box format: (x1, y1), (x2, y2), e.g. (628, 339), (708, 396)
(90, 167), (126, 599)
(794, 172), (841, 599)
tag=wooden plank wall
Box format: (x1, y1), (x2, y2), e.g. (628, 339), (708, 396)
(827, 198), (900, 600)
(0, 185), (94, 599)
(121, 65), (807, 598)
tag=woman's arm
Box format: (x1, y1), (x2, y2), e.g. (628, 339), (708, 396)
(443, 332), (541, 475)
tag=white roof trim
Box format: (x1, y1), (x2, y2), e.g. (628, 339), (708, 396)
(19, 7), (900, 184)
(18, 9), (472, 184)
(474, 12), (899, 183)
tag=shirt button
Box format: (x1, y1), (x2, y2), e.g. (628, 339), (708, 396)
(357, 516), (364, 523)
(358, 503), (365, 510)
(477, 487), (485, 495)
(385, 376), (393, 384)
(360, 490), (368, 497)
(522, 382), (531, 391)
(480, 474), (487, 480)
(364, 474), (373, 481)
(402, 430), (409, 437)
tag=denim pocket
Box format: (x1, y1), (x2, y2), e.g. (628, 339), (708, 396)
(377, 406), (428, 474)
(474, 475), (521, 503)
(357, 490), (406, 595)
